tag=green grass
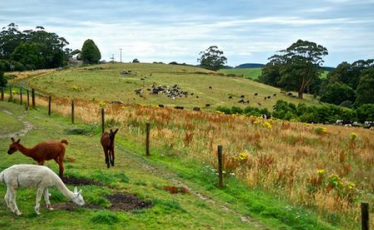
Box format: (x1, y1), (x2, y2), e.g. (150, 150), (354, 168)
(0, 100), (342, 229)
(0, 108), (23, 135)
(23, 63), (321, 110)
(218, 68), (262, 80)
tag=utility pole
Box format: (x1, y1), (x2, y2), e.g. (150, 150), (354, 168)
(119, 48), (122, 63)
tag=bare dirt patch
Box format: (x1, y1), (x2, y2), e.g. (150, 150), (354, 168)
(62, 176), (102, 186)
(105, 193), (152, 211)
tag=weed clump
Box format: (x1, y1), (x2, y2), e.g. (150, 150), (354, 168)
(90, 211), (119, 225)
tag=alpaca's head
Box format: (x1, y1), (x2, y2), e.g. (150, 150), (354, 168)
(109, 129), (119, 142)
(8, 138), (21, 155)
(72, 187), (85, 206)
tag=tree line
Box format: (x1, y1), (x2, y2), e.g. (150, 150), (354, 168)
(258, 39), (374, 108)
(0, 23), (102, 87)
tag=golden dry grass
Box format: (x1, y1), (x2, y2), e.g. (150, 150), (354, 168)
(3, 92), (374, 228)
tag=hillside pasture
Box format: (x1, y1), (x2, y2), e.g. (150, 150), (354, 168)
(218, 68), (262, 80)
(23, 63), (321, 111)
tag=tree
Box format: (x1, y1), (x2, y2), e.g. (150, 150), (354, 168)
(327, 59), (374, 90)
(81, 39), (101, 64)
(11, 42), (45, 69)
(259, 55), (283, 87)
(355, 67), (374, 106)
(198, 46), (227, 71)
(0, 23), (70, 69)
(133, 58), (140, 63)
(0, 61), (6, 87)
(320, 82), (356, 105)
(356, 104), (374, 122)
(279, 40), (328, 99)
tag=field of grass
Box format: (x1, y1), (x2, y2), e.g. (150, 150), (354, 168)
(0, 100), (342, 230)
(13, 63), (322, 111)
(218, 68), (262, 80)
(2, 87), (373, 229)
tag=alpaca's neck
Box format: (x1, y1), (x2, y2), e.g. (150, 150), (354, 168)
(16, 144), (34, 158)
(53, 175), (76, 200)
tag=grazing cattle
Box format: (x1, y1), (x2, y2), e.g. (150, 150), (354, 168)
(254, 93), (258, 96)
(246, 100), (250, 104)
(196, 96), (199, 98)
(240, 95), (245, 98)
(287, 92), (293, 96)
(364, 121), (374, 129)
(267, 96), (271, 99)
(193, 107), (201, 112)
(336, 120), (352, 126)
(111, 100), (124, 105)
(205, 104), (211, 107)
(209, 86), (212, 89)
(228, 96), (233, 99)
(264, 97), (267, 100)
(7, 138), (68, 178)
(258, 102), (262, 106)
(238, 99), (245, 103)
(273, 94), (277, 97)
(101, 129), (119, 168)
(158, 104), (164, 108)
(174, 106), (184, 110)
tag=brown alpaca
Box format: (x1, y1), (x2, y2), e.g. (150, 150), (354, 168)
(7, 138), (68, 178)
(100, 129), (118, 168)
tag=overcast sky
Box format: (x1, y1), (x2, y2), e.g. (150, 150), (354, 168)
(0, 0), (373, 67)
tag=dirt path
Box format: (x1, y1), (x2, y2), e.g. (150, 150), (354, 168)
(117, 144), (270, 230)
(0, 110), (34, 140)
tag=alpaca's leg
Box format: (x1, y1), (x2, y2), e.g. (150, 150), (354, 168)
(111, 148), (115, 166)
(44, 189), (53, 211)
(105, 149), (110, 168)
(34, 187), (44, 215)
(58, 160), (64, 178)
(9, 187), (21, 216)
(4, 188), (12, 211)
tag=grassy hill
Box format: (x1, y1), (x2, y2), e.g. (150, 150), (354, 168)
(0, 100), (343, 230)
(218, 68), (262, 80)
(10, 63), (321, 111)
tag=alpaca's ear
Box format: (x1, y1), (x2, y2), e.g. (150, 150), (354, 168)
(110, 129), (113, 133)
(79, 189), (82, 194)
(114, 129), (118, 134)
(11, 137), (15, 142)
(74, 187), (78, 193)
(16, 139), (20, 143)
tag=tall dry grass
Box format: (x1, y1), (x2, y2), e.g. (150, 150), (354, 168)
(3, 92), (374, 228)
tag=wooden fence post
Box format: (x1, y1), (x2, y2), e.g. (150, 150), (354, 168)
(1, 87), (3, 101)
(31, 89), (35, 108)
(71, 100), (75, 124)
(48, 96), (51, 116)
(146, 123), (150, 156)
(362, 202), (369, 230)
(218, 145), (223, 188)
(101, 108), (105, 134)
(26, 89), (30, 109)
(9, 86), (12, 101)
(20, 88), (23, 104)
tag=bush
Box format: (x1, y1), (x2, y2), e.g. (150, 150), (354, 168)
(81, 39), (101, 64)
(356, 104), (374, 122)
(132, 58), (140, 63)
(320, 82), (356, 105)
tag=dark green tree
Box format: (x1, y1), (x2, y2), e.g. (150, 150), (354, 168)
(0, 23), (70, 69)
(320, 82), (356, 105)
(0, 61), (6, 87)
(355, 67), (374, 106)
(198, 46), (227, 71)
(259, 55), (283, 87)
(81, 39), (101, 64)
(11, 42), (45, 69)
(276, 40), (328, 99)
(356, 104), (374, 122)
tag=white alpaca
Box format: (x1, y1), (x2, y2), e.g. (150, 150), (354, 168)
(0, 164), (84, 215)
